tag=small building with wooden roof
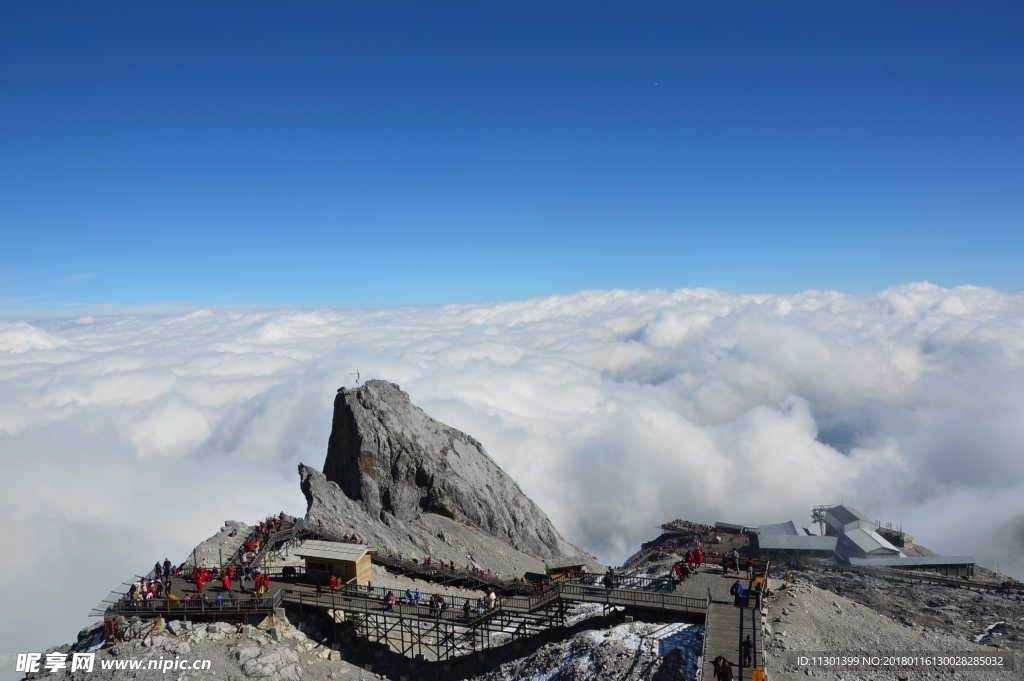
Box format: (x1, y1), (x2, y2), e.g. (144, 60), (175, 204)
(714, 521), (746, 535)
(545, 556), (587, 580)
(293, 540), (372, 586)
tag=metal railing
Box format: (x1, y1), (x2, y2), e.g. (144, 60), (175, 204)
(695, 591), (712, 681)
(263, 565), (307, 579)
(566, 573), (676, 592)
(559, 583), (707, 613)
(105, 590), (282, 616)
(280, 586), (509, 625)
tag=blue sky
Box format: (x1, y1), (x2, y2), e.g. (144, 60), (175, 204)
(2, 1), (1022, 312)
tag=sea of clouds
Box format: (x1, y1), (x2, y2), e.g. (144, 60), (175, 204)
(3, 282), (1024, 657)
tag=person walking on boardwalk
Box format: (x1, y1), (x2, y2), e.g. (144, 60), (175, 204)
(741, 634), (753, 668)
(713, 656), (735, 681)
(463, 598), (472, 621)
(730, 579), (745, 606)
(746, 557), (754, 580)
(330, 574), (339, 593)
(696, 549), (704, 569)
(221, 573), (231, 592)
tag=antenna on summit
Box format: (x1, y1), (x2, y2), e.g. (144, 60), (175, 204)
(350, 370), (361, 386)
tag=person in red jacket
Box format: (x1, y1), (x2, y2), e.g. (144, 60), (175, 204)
(222, 574), (231, 592)
(196, 576), (204, 592)
(329, 574), (338, 592)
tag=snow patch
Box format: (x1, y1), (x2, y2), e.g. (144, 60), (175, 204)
(973, 621), (1005, 643)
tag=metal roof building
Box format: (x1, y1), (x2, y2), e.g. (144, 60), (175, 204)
(753, 534), (837, 558)
(848, 555), (975, 578)
(747, 505), (973, 577)
(824, 505), (874, 535)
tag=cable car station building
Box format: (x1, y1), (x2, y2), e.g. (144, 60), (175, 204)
(751, 505), (975, 578)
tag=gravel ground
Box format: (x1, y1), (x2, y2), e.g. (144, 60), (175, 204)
(762, 576), (1021, 680)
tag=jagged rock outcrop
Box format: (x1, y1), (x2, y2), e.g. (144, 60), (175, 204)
(319, 380), (582, 562)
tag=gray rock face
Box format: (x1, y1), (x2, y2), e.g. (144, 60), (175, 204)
(320, 380), (582, 562)
(302, 462), (603, 578)
(183, 519), (250, 568)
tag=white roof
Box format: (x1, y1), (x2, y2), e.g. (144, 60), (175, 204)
(758, 521), (799, 536)
(757, 535), (837, 552)
(837, 528), (901, 559)
(294, 540), (369, 562)
(827, 505), (870, 526)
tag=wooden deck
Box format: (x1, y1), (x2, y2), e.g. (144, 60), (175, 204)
(673, 568), (744, 605)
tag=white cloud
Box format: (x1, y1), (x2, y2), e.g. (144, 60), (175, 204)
(3, 282), (1024, 655)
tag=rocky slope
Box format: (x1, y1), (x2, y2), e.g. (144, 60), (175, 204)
(307, 380), (598, 573)
(761, 574), (1018, 681)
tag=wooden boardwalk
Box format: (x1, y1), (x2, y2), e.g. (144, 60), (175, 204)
(702, 603), (762, 681)
(669, 565), (764, 681)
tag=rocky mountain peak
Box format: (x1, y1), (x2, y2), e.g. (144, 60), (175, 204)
(320, 380), (580, 561)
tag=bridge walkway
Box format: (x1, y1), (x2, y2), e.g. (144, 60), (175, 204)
(97, 516), (770, 667)
(701, 602), (762, 681)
